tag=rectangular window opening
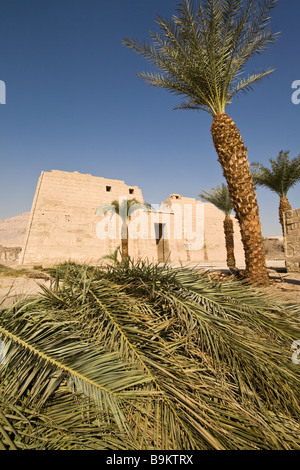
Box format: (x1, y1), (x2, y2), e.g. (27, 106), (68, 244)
(106, 186), (111, 192)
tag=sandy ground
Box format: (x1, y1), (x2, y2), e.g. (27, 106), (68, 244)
(262, 270), (300, 305)
(0, 275), (52, 308)
(207, 264), (300, 305)
(169, 260), (300, 305)
(0, 261), (299, 308)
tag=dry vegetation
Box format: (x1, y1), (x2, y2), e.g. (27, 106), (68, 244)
(0, 260), (299, 450)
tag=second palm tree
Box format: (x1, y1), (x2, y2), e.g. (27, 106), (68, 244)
(96, 198), (147, 263)
(199, 184), (237, 272)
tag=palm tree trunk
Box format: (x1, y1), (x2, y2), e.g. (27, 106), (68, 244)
(121, 223), (129, 263)
(279, 195), (292, 235)
(211, 113), (269, 286)
(223, 214), (236, 271)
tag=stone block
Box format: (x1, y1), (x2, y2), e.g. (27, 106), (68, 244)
(284, 208), (300, 272)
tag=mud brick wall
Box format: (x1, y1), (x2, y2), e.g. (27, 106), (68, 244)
(284, 209), (300, 272)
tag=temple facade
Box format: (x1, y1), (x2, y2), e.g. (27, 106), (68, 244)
(19, 170), (245, 267)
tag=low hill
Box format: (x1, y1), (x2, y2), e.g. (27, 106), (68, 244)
(0, 212), (30, 247)
(264, 236), (285, 260)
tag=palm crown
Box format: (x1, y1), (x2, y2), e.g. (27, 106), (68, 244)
(251, 151), (300, 198)
(124, 0), (278, 116)
(198, 184), (233, 215)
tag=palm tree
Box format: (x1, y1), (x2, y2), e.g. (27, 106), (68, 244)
(96, 198), (150, 263)
(198, 184), (237, 272)
(251, 151), (300, 235)
(123, 0), (279, 285)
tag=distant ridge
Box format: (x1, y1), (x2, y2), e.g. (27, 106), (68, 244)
(0, 212), (30, 247)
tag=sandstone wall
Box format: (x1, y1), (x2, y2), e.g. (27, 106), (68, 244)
(20, 170), (144, 265)
(284, 209), (300, 272)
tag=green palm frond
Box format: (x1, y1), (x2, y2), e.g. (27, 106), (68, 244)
(228, 69), (274, 100)
(123, 0), (278, 116)
(0, 305), (151, 416)
(198, 184), (233, 215)
(251, 151), (300, 197)
(0, 261), (299, 450)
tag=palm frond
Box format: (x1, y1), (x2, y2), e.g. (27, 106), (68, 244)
(0, 261), (299, 450)
(101, 246), (121, 265)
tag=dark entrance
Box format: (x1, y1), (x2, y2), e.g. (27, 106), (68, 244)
(155, 223), (169, 263)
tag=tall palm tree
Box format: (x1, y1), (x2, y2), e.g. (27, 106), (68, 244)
(96, 198), (150, 263)
(198, 184), (236, 272)
(123, 0), (279, 285)
(251, 151), (300, 235)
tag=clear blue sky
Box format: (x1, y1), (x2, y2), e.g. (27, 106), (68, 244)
(0, 0), (299, 236)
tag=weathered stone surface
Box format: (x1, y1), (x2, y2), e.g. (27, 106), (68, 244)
(19, 170), (246, 267)
(284, 209), (300, 272)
